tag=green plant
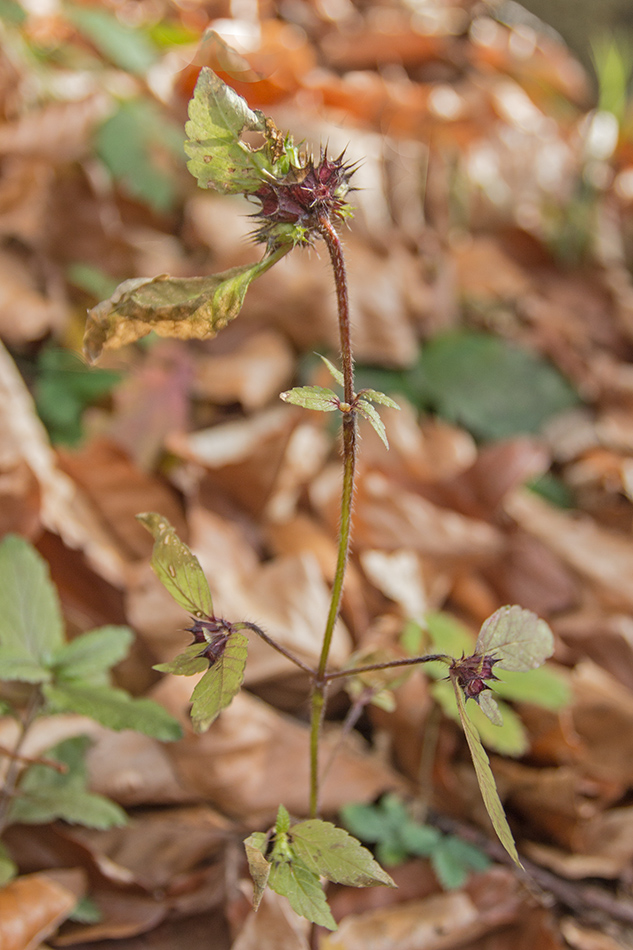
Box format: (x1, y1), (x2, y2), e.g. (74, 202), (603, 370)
(83, 69), (559, 930)
(0, 534), (181, 885)
(341, 794), (491, 889)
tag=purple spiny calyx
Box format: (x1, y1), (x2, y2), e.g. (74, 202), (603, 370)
(253, 150), (355, 245)
(186, 616), (234, 666)
(450, 653), (500, 702)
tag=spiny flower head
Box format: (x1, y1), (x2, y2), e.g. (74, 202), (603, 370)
(253, 150), (356, 246)
(186, 616), (233, 666)
(449, 652), (500, 703)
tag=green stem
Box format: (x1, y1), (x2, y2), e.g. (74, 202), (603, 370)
(309, 215), (357, 818)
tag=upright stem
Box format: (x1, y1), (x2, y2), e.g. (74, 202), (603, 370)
(309, 215), (357, 817)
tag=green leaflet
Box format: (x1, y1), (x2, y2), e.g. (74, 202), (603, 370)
(184, 67), (269, 194)
(269, 855), (336, 931)
(0, 535), (64, 663)
(280, 386), (339, 411)
(52, 626), (133, 682)
(137, 512), (214, 619)
(66, 4), (158, 74)
(430, 835), (490, 890)
(189, 631), (248, 732)
(290, 819), (396, 888)
(42, 683), (182, 741)
(8, 736), (127, 830)
(476, 605), (554, 672)
(356, 399), (389, 448)
(431, 679), (528, 756)
(83, 249), (287, 363)
(244, 832), (271, 911)
(452, 678), (521, 867)
(0, 649), (51, 684)
(317, 354), (344, 387)
(154, 643), (210, 677)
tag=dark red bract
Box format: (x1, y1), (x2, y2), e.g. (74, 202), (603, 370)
(186, 617), (233, 667)
(450, 653), (500, 700)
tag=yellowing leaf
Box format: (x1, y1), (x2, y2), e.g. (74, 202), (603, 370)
(290, 819), (396, 888)
(137, 512), (214, 619)
(451, 675), (522, 867)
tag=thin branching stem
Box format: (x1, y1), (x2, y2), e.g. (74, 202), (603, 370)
(0, 688), (42, 837)
(308, 214), (357, 818)
(323, 654), (450, 681)
(236, 622), (316, 675)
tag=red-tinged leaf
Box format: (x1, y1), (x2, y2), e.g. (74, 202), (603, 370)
(476, 605), (554, 672)
(451, 674), (522, 867)
(0, 869), (86, 950)
(189, 630), (248, 731)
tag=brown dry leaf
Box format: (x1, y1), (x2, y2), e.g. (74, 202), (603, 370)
(571, 661), (633, 787)
(505, 489), (633, 611)
(454, 234), (532, 302)
(0, 869), (86, 950)
(0, 158), (52, 243)
(152, 682), (405, 823)
(0, 248), (66, 343)
(0, 94), (110, 162)
(0, 341), (126, 585)
(231, 888), (310, 950)
(320, 891), (480, 950)
(193, 330), (295, 411)
(560, 917), (629, 950)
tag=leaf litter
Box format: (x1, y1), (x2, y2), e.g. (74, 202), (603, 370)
(4, 0), (633, 946)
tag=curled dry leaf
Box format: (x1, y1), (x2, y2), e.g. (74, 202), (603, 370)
(0, 869), (86, 950)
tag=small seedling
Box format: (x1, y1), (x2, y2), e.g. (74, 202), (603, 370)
(0, 534), (181, 885)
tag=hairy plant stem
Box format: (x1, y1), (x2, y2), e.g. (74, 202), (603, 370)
(236, 622), (315, 675)
(0, 688), (41, 837)
(309, 215), (357, 818)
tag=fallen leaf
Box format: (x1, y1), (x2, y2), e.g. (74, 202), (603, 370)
(0, 869), (86, 950)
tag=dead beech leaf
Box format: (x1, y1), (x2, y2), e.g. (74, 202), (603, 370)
(152, 684), (405, 823)
(0, 94), (110, 162)
(193, 330), (294, 411)
(0, 249), (66, 343)
(320, 891), (479, 950)
(505, 489), (633, 611)
(0, 869), (86, 950)
(231, 888), (310, 950)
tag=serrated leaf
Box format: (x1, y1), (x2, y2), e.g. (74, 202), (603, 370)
(136, 512), (214, 619)
(0, 649), (51, 684)
(476, 606), (554, 672)
(431, 679), (528, 756)
(8, 736), (127, 830)
(0, 535), (64, 662)
(154, 643), (210, 676)
(244, 832), (271, 910)
(358, 389), (401, 409)
(290, 819), (396, 888)
(189, 631), (248, 731)
(268, 856), (336, 930)
(357, 399), (389, 448)
(316, 354), (344, 386)
(42, 683), (182, 741)
(452, 677), (521, 866)
(280, 386), (339, 411)
(184, 67), (267, 194)
(83, 249), (287, 363)
(0, 842), (17, 885)
(52, 627), (133, 682)
(275, 804), (292, 835)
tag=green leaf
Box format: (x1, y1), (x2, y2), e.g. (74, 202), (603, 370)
(290, 819), (396, 888)
(415, 330), (579, 440)
(189, 631), (248, 731)
(136, 512), (214, 619)
(35, 347), (120, 446)
(42, 683), (182, 741)
(154, 643), (210, 676)
(269, 855), (336, 930)
(452, 678), (521, 866)
(95, 99), (183, 213)
(476, 605), (554, 672)
(244, 832), (271, 911)
(431, 679), (528, 756)
(0, 649), (51, 684)
(66, 5), (158, 74)
(280, 386), (339, 411)
(52, 627), (133, 682)
(0, 842), (17, 885)
(493, 664), (571, 709)
(83, 250), (286, 363)
(339, 802), (387, 844)
(316, 354), (344, 387)
(0, 535), (64, 662)
(8, 736), (127, 830)
(430, 836), (490, 890)
(68, 896), (102, 924)
(401, 822), (441, 857)
(358, 389), (401, 409)
(357, 400), (389, 448)
(184, 67), (268, 194)
(275, 804), (292, 834)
